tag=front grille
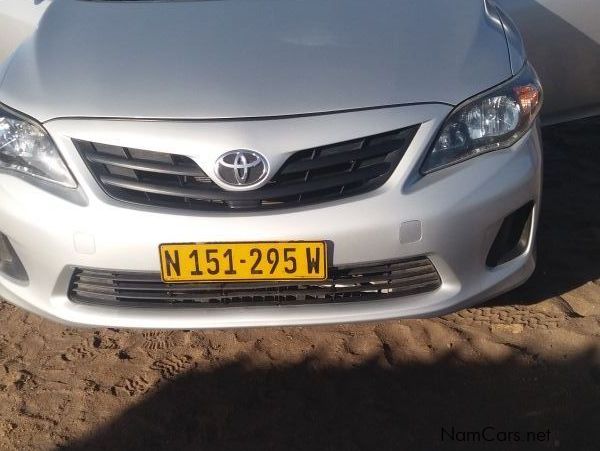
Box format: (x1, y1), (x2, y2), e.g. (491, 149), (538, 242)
(74, 125), (418, 211)
(68, 256), (441, 308)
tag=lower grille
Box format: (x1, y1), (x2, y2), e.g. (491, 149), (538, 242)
(68, 256), (441, 308)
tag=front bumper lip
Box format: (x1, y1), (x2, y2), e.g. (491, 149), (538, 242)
(0, 106), (542, 328)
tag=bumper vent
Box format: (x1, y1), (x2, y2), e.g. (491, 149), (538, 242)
(486, 202), (534, 267)
(68, 256), (441, 308)
(0, 232), (28, 282)
(74, 125), (418, 211)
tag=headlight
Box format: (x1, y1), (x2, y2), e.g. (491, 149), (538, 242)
(422, 63), (542, 174)
(0, 105), (76, 188)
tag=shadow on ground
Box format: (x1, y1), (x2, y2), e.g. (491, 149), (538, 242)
(64, 350), (600, 451)
(493, 116), (600, 306)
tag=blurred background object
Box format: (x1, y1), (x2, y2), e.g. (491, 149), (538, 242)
(495, 0), (600, 123)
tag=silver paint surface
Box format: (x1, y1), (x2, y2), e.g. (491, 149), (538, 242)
(0, 0), (510, 121)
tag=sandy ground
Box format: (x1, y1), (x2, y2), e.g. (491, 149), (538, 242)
(0, 118), (599, 451)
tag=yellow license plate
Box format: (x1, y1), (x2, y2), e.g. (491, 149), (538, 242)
(159, 241), (328, 283)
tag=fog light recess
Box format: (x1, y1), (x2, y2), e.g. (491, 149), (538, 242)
(0, 233), (28, 282)
(486, 202), (534, 268)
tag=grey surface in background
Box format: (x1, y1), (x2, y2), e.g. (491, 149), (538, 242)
(496, 0), (600, 124)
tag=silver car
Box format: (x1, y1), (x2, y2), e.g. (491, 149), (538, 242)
(0, 0), (581, 328)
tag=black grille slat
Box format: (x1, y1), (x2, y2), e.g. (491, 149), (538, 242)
(73, 276), (440, 299)
(85, 152), (207, 177)
(76, 273), (160, 283)
(73, 272), (439, 294)
(75, 260), (434, 284)
(98, 162), (390, 202)
(346, 260), (433, 276)
(280, 141), (398, 174)
(74, 272), (438, 293)
(74, 125), (418, 211)
(68, 256), (441, 308)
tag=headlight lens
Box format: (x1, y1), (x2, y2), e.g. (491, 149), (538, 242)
(0, 106), (76, 188)
(422, 63), (542, 174)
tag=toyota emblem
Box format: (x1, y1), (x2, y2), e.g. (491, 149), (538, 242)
(214, 150), (269, 188)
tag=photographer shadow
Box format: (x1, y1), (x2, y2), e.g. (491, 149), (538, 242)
(63, 350), (600, 451)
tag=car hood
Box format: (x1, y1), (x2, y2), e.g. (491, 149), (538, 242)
(0, 0), (511, 122)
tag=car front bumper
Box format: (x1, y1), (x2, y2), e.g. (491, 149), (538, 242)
(0, 104), (542, 328)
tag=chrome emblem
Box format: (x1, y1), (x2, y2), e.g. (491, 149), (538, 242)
(215, 150), (269, 188)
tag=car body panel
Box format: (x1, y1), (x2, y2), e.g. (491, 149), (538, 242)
(0, 0), (512, 121)
(489, 2), (527, 74)
(0, 107), (541, 328)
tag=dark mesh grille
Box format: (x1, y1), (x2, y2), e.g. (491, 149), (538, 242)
(68, 256), (441, 308)
(74, 125), (418, 211)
